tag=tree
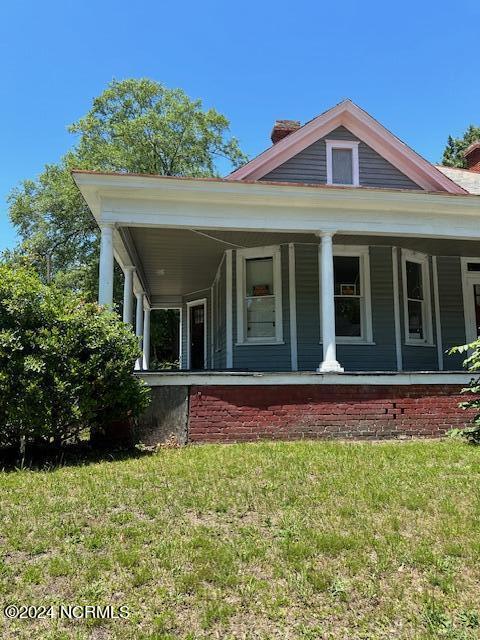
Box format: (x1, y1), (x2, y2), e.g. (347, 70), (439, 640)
(0, 265), (150, 449)
(71, 78), (247, 176)
(442, 125), (480, 167)
(7, 79), (247, 299)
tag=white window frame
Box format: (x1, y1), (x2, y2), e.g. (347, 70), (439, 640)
(236, 245), (283, 345)
(325, 139), (360, 187)
(319, 245), (373, 344)
(186, 298), (208, 369)
(461, 257), (480, 345)
(401, 249), (433, 346)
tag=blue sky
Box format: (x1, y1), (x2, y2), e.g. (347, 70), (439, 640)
(1, 0), (479, 251)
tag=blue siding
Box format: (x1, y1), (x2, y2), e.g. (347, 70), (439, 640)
(295, 245), (397, 372)
(261, 126), (422, 190)
(437, 256), (466, 370)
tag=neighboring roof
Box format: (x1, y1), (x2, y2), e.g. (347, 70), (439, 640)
(436, 165), (480, 195)
(464, 141), (480, 157)
(227, 99), (467, 194)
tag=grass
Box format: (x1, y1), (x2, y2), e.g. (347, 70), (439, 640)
(1, 440), (480, 639)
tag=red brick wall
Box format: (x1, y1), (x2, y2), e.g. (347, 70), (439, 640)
(188, 384), (475, 443)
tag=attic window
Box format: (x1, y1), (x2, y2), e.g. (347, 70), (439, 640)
(326, 139), (360, 186)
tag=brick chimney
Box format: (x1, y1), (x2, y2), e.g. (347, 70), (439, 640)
(464, 141), (480, 173)
(271, 119), (301, 144)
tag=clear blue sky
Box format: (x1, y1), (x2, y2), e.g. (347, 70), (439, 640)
(1, 0), (479, 251)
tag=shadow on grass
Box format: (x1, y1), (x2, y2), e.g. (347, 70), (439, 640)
(0, 441), (154, 473)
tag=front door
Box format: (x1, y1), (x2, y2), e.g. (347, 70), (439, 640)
(463, 261), (480, 344)
(189, 302), (206, 369)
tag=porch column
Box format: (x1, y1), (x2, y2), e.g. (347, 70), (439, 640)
(122, 266), (135, 324)
(134, 291), (144, 371)
(317, 232), (344, 373)
(98, 223), (114, 306)
(142, 304), (151, 371)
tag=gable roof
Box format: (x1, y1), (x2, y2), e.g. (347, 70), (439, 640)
(228, 100), (467, 194)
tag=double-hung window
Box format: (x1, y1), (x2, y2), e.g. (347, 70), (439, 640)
(326, 139), (360, 186)
(401, 250), (433, 345)
(327, 246), (372, 343)
(236, 246), (283, 344)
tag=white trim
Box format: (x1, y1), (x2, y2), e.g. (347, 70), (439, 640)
(139, 371), (473, 387)
(288, 243), (298, 371)
(319, 245), (373, 344)
(210, 283), (218, 369)
(326, 139), (360, 187)
(74, 173), (479, 242)
(226, 250), (233, 368)
(235, 245), (283, 345)
(392, 248), (403, 371)
(186, 298), (208, 370)
(432, 256), (444, 370)
(401, 249), (433, 346)
(461, 257), (480, 345)
(134, 291), (144, 371)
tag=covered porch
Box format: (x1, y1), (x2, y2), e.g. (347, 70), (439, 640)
(73, 171), (480, 379)
(72, 171), (480, 442)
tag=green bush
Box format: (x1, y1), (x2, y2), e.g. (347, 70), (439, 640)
(0, 265), (150, 448)
(450, 340), (480, 444)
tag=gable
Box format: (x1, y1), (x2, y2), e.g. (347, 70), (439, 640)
(228, 100), (466, 194)
(261, 126), (422, 190)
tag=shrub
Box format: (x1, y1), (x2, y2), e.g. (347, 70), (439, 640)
(450, 340), (480, 444)
(0, 265), (150, 448)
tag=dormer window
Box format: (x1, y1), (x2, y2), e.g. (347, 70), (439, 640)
(326, 139), (360, 186)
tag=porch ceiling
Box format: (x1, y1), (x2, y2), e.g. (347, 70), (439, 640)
(126, 227), (480, 301)
(127, 228), (318, 298)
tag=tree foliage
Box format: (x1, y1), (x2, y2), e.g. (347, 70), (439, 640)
(7, 79), (247, 299)
(450, 340), (480, 444)
(70, 78), (247, 176)
(442, 125), (480, 168)
(0, 265), (150, 448)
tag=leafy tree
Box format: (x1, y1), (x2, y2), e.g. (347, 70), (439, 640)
(71, 78), (247, 176)
(7, 78), (247, 299)
(449, 340), (480, 444)
(442, 125), (480, 167)
(0, 265), (150, 449)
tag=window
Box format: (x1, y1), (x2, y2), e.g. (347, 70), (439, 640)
(236, 246), (283, 344)
(401, 250), (433, 345)
(319, 246), (372, 343)
(326, 139), (360, 186)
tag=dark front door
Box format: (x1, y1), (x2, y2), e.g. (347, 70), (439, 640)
(189, 304), (205, 369)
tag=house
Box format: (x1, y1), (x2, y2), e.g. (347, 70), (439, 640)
(73, 100), (480, 443)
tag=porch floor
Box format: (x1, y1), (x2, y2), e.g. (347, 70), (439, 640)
(138, 370), (472, 386)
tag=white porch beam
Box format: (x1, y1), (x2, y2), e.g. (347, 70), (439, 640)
(123, 266), (135, 324)
(142, 304), (151, 371)
(317, 232), (344, 373)
(98, 223), (114, 306)
(134, 291), (144, 371)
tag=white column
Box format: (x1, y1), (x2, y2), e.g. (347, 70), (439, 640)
(142, 305), (151, 370)
(123, 266), (135, 324)
(98, 223), (114, 306)
(317, 232), (344, 373)
(134, 291), (144, 371)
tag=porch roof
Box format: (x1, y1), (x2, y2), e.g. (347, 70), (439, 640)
(72, 170), (480, 304)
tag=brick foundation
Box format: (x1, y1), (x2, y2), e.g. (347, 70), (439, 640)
(188, 384), (475, 443)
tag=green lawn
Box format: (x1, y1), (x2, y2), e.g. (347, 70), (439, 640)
(1, 441), (480, 639)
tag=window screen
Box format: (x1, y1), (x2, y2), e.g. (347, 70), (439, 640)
(406, 261), (424, 339)
(332, 148), (353, 185)
(333, 256), (361, 337)
(245, 257), (275, 339)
